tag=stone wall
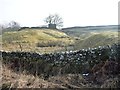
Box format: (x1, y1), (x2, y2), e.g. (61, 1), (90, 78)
(1, 43), (119, 78)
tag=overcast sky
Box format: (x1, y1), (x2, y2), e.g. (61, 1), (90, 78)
(0, 0), (119, 27)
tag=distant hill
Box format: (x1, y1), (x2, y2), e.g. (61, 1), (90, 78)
(61, 25), (119, 50)
(61, 25), (118, 38)
(62, 25), (118, 31)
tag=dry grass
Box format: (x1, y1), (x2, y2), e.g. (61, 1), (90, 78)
(2, 64), (89, 89)
(2, 64), (65, 88)
(1, 62), (119, 88)
(1, 29), (74, 53)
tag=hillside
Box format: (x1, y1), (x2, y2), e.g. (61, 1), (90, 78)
(1, 29), (74, 53)
(61, 25), (119, 50)
(74, 31), (119, 49)
(62, 25), (118, 38)
(1, 25), (119, 53)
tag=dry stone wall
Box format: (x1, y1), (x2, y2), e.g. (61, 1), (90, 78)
(1, 43), (120, 78)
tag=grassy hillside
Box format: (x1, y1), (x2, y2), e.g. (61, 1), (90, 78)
(1, 26), (119, 53)
(1, 29), (74, 53)
(61, 25), (119, 50)
(62, 25), (118, 39)
(74, 31), (119, 49)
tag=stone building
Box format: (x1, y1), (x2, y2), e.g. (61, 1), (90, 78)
(48, 24), (56, 29)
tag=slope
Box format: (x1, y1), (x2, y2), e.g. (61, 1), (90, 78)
(74, 31), (119, 49)
(1, 29), (74, 53)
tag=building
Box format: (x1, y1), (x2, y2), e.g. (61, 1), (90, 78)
(48, 24), (56, 29)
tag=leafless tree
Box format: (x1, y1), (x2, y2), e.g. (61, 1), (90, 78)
(8, 21), (20, 29)
(45, 14), (63, 28)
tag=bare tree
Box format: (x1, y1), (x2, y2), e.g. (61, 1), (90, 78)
(8, 21), (20, 29)
(45, 14), (63, 28)
(52, 14), (63, 27)
(45, 15), (54, 24)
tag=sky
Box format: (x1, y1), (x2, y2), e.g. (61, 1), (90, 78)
(0, 0), (119, 28)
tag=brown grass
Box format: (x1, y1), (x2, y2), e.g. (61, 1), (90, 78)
(2, 64), (65, 88)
